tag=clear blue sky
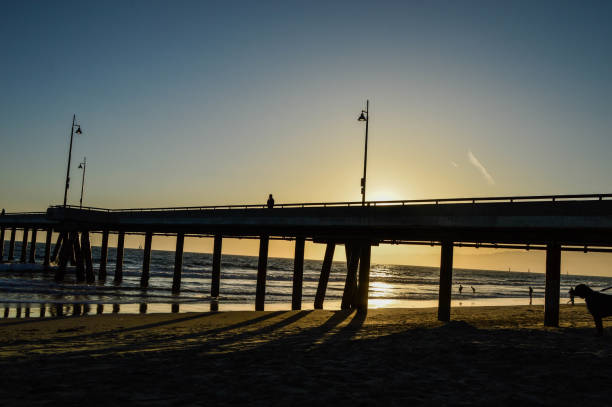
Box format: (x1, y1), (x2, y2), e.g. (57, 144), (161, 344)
(1, 1), (611, 270)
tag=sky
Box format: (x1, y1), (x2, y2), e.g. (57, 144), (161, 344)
(1, 1), (611, 274)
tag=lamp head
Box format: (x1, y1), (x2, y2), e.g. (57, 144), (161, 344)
(78, 163), (83, 169)
(75, 125), (82, 135)
(358, 112), (367, 121)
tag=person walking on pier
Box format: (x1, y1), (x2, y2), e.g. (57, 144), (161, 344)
(267, 194), (275, 209)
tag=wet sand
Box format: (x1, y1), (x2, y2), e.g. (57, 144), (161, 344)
(0, 305), (611, 406)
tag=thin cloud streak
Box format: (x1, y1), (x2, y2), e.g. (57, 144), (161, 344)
(468, 150), (495, 185)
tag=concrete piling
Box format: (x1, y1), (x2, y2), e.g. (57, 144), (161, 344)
(8, 227), (16, 261)
(314, 242), (335, 309)
(28, 228), (37, 263)
(0, 226), (5, 261)
(544, 243), (561, 327)
(255, 235), (269, 311)
(291, 237), (305, 310)
(114, 231), (125, 283)
(43, 229), (52, 267)
(20, 228), (29, 263)
(437, 241), (454, 322)
(140, 231), (153, 288)
(81, 231), (94, 283)
(172, 232), (184, 294)
(341, 242), (360, 310)
(356, 244), (371, 311)
(99, 230), (109, 281)
(211, 234), (222, 298)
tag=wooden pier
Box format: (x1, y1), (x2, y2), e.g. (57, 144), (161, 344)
(2, 193), (612, 326)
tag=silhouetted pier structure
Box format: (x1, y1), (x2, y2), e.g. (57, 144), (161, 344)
(2, 193), (612, 327)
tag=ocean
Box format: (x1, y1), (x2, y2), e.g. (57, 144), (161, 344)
(2, 240), (611, 317)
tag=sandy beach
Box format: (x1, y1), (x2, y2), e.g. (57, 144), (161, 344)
(0, 305), (611, 406)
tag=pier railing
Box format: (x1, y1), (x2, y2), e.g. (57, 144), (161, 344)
(47, 193), (612, 214)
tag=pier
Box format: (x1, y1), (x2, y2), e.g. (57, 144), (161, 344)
(2, 193), (612, 326)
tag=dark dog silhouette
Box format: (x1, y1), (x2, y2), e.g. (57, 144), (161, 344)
(572, 284), (612, 336)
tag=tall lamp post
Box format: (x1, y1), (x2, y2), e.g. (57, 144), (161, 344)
(357, 100), (369, 206)
(63, 114), (83, 207)
(78, 157), (87, 209)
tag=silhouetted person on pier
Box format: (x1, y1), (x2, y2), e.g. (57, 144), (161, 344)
(459, 284), (463, 295)
(267, 194), (275, 209)
(529, 286), (534, 305)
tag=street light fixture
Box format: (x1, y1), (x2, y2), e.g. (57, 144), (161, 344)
(357, 100), (369, 205)
(78, 157), (87, 209)
(63, 114), (83, 207)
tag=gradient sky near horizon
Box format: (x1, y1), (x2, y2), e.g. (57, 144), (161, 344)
(2, 1), (612, 273)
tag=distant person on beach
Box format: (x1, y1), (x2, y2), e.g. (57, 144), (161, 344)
(267, 194), (275, 209)
(459, 284), (463, 295)
(568, 287), (575, 305)
(471, 286), (476, 294)
(529, 286), (534, 305)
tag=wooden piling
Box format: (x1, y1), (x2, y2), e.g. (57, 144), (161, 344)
(211, 234), (222, 298)
(437, 241), (454, 322)
(99, 230), (109, 281)
(140, 231), (153, 288)
(291, 237), (305, 310)
(72, 232), (85, 283)
(341, 242), (360, 310)
(172, 232), (185, 294)
(0, 226), (5, 261)
(314, 242), (336, 309)
(28, 228), (37, 263)
(255, 235), (269, 311)
(20, 228), (29, 263)
(356, 244), (371, 311)
(43, 229), (52, 267)
(81, 231), (94, 283)
(114, 231), (125, 283)
(544, 243), (561, 327)
(8, 227), (16, 261)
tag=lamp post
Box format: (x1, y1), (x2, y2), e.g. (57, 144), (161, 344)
(63, 114), (83, 207)
(78, 157), (87, 209)
(357, 100), (369, 205)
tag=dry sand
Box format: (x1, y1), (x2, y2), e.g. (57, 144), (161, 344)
(0, 305), (611, 406)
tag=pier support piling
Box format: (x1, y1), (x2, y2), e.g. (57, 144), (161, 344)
(255, 235), (269, 311)
(55, 232), (71, 282)
(356, 244), (371, 311)
(8, 227), (16, 261)
(99, 230), (109, 281)
(211, 234), (222, 298)
(291, 237), (305, 310)
(73, 232), (85, 282)
(82, 231), (94, 283)
(114, 231), (125, 283)
(0, 227), (4, 261)
(172, 232), (184, 294)
(437, 241), (454, 322)
(544, 243), (561, 327)
(314, 242), (336, 309)
(51, 233), (63, 263)
(43, 229), (52, 267)
(341, 242), (360, 310)
(140, 231), (153, 288)
(28, 228), (37, 263)
(20, 228), (29, 263)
